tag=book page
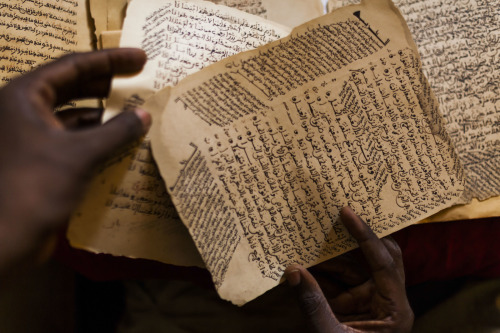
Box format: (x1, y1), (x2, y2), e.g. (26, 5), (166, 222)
(0, 0), (93, 84)
(328, 0), (500, 220)
(90, 0), (323, 48)
(68, 140), (205, 267)
(210, 0), (325, 27)
(68, 0), (290, 266)
(149, 0), (465, 304)
(105, 0), (291, 118)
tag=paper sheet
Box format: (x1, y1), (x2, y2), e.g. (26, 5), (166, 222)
(0, 0), (93, 84)
(68, 0), (291, 266)
(105, 0), (291, 118)
(90, 0), (323, 51)
(327, 0), (500, 222)
(210, 0), (325, 27)
(89, 0), (128, 48)
(68, 141), (204, 267)
(100, 30), (122, 49)
(149, 0), (465, 304)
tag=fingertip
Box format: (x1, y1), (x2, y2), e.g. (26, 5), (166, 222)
(106, 48), (148, 74)
(340, 206), (353, 219)
(340, 206), (361, 230)
(134, 108), (152, 134)
(119, 47), (147, 64)
(340, 206), (357, 220)
(285, 265), (302, 287)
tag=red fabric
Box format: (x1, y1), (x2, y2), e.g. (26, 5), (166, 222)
(55, 218), (500, 286)
(392, 218), (500, 286)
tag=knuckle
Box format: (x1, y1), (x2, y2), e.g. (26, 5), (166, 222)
(383, 237), (403, 257)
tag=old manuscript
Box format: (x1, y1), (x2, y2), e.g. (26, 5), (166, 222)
(89, 0), (324, 49)
(68, 0), (291, 266)
(0, 0), (93, 84)
(149, 0), (465, 304)
(328, 0), (500, 221)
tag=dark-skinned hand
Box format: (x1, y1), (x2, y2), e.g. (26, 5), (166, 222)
(285, 207), (414, 332)
(0, 49), (150, 277)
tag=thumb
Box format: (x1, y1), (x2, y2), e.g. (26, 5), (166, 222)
(285, 265), (345, 333)
(74, 108), (151, 167)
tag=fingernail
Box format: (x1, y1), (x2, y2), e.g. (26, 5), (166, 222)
(286, 269), (301, 287)
(134, 108), (152, 133)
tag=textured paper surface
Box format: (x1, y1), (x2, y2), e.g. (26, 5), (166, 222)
(0, 0), (93, 84)
(149, 0), (465, 304)
(100, 30), (122, 49)
(328, 0), (500, 222)
(69, 0), (291, 266)
(89, 0), (128, 48)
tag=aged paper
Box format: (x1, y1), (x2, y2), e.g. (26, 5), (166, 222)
(210, 0), (325, 27)
(0, 0), (93, 84)
(68, 141), (205, 267)
(328, 0), (500, 220)
(105, 0), (291, 118)
(149, 0), (465, 304)
(90, 0), (324, 47)
(89, 0), (128, 47)
(421, 197), (500, 223)
(68, 0), (290, 265)
(100, 30), (122, 49)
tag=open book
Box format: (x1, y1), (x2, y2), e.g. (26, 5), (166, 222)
(71, 0), (469, 305)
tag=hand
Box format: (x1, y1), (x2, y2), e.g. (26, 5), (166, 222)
(0, 49), (150, 276)
(285, 207), (414, 332)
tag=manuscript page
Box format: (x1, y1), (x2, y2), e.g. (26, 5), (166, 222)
(0, 0), (93, 84)
(90, 0), (324, 48)
(68, 140), (205, 267)
(328, 0), (500, 221)
(209, 0), (325, 27)
(105, 0), (290, 118)
(149, 0), (465, 304)
(68, 0), (290, 266)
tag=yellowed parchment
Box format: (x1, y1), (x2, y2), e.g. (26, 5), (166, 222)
(327, 0), (500, 222)
(421, 197), (500, 223)
(105, 0), (291, 119)
(91, 0), (323, 51)
(68, 0), (291, 266)
(210, 0), (325, 27)
(149, 0), (465, 304)
(68, 140), (204, 267)
(100, 30), (122, 49)
(0, 0), (93, 84)
(89, 0), (128, 48)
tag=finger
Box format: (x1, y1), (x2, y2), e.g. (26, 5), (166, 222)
(17, 48), (147, 106)
(381, 236), (405, 280)
(340, 207), (401, 292)
(72, 108), (151, 167)
(285, 265), (344, 333)
(55, 108), (103, 130)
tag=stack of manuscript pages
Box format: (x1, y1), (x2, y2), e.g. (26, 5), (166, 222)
(1, 0), (497, 305)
